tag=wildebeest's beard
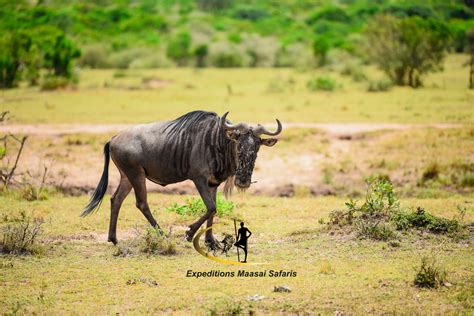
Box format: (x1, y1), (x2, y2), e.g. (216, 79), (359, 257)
(234, 132), (260, 190)
(220, 111), (282, 191)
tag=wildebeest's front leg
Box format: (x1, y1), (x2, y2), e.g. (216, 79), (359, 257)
(186, 177), (216, 242)
(205, 186), (218, 245)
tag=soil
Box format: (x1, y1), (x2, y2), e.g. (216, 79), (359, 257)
(0, 122), (461, 197)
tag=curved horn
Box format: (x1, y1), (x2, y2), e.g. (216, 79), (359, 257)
(254, 119), (282, 137)
(220, 112), (250, 132)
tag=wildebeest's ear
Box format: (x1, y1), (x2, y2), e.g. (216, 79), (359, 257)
(261, 138), (278, 147)
(225, 130), (240, 142)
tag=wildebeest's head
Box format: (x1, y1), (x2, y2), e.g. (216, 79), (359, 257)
(220, 112), (282, 190)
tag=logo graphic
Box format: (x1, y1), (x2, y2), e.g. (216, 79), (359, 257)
(192, 220), (263, 265)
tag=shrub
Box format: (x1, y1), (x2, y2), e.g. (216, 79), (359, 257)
(197, 0), (233, 11)
(109, 48), (152, 69)
(414, 257), (447, 289)
(327, 178), (399, 240)
(140, 227), (176, 255)
(1, 211), (44, 255)
(208, 41), (244, 67)
(129, 53), (173, 69)
(367, 79), (393, 92)
(166, 193), (235, 217)
(391, 207), (463, 235)
(40, 76), (70, 90)
(306, 76), (338, 91)
(166, 32), (191, 66)
(341, 62), (367, 82)
(276, 43), (315, 68)
(193, 44), (208, 67)
(114, 226), (177, 257)
(78, 44), (109, 68)
(241, 34), (279, 67)
(421, 161), (440, 183)
(233, 5), (268, 21)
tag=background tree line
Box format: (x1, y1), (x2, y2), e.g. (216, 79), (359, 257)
(1, 0), (473, 89)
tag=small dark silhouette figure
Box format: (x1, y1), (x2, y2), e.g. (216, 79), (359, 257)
(234, 222), (252, 263)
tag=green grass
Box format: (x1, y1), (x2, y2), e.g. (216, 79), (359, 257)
(1, 54), (472, 124)
(0, 193), (473, 314)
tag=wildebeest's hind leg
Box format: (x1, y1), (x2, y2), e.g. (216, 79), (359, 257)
(108, 171), (132, 245)
(185, 177), (216, 242)
(124, 167), (161, 231)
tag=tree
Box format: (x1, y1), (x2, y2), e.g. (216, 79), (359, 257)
(364, 15), (451, 87)
(194, 44), (208, 68)
(44, 34), (81, 79)
(166, 32), (191, 66)
(468, 27), (474, 89)
(313, 35), (331, 67)
(0, 32), (33, 88)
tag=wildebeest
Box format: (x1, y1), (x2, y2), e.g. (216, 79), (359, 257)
(81, 110), (282, 245)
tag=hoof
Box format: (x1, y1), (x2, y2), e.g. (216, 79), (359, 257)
(205, 236), (218, 246)
(108, 237), (118, 245)
(185, 229), (195, 242)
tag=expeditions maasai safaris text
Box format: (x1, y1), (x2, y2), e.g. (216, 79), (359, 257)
(186, 269), (297, 279)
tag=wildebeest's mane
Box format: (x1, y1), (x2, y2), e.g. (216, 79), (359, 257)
(163, 110), (237, 194)
(164, 110), (218, 136)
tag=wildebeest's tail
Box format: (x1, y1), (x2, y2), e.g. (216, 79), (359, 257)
(81, 142), (110, 217)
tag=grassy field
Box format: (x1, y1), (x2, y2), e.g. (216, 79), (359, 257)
(0, 193), (473, 314)
(1, 54), (472, 124)
(1, 53), (473, 314)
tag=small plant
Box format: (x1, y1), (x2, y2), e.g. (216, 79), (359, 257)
(367, 79), (393, 92)
(40, 76), (70, 91)
(1, 211), (44, 255)
(319, 260), (335, 274)
(414, 257), (447, 289)
(114, 226), (177, 257)
(391, 207), (464, 236)
(327, 178), (399, 240)
(166, 193), (235, 217)
(421, 161), (440, 183)
(306, 76), (338, 92)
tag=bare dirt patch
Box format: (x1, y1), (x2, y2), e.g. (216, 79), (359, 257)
(0, 122), (466, 197)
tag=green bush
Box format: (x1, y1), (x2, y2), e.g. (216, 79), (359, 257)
(1, 211), (44, 255)
(78, 44), (109, 68)
(40, 76), (70, 91)
(166, 193), (235, 217)
(391, 207), (462, 235)
(341, 62), (367, 82)
(414, 257), (447, 289)
(367, 79), (393, 92)
(233, 5), (268, 21)
(421, 161), (440, 184)
(306, 76), (338, 91)
(242, 34), (279, 67)
(109, 48), (152, 69)
(166, 32), (191, 66)
(114, 226), (177, 257)
(209, 41), (244, 67)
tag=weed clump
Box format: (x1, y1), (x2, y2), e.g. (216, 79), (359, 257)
(392, 207), (462, 235)
(421, 161), (440, 183)
(306, 76), (338, 91)
(1, 211), (44, 255)
(328, 177), (399, 240)
(367, 79), (393, 92)
(114, 227), (177, 257)
(414, 257), (447, 289)
(166, 193), (235, 217)
(327, 178), (467, 241)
